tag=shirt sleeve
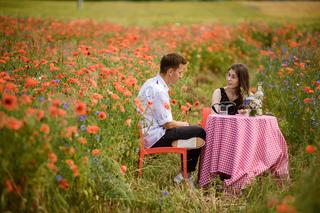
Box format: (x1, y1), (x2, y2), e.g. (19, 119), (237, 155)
(152, 89), (172, 126)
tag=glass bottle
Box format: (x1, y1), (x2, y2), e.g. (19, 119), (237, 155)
(255, 82), (264, 115)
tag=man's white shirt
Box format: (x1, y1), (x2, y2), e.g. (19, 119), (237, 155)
(138, 75), (173, 148)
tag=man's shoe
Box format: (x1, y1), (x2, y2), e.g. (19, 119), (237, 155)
(173, 173), (184, 184)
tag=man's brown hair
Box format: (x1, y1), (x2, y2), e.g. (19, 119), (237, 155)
(160, 53), (187, 74)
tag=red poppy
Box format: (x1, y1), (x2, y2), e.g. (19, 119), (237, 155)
(40, 123), (50, 134)
(2, 94), (17, 111)
(303, 98), (312, 104)
(120, 165), (127, 174)
(75, 101), (86, 116)
(92, 149), (101, 156)
(164, 103), (170, 110)
(77, 137), (87, 145)
(125, 119), (132, 127)
(58, 179), (70, 190)
(276, 203), (296, 213)
(98, 111), (106, 120)
(194, 101), (200, 108)
(6, 117), (23, 130)
(111, 93), (120, 100)
(305, 145), (316, 154)
(147, 100), (153, 108)
(48, 152), (57, 163)
(24, 78), (38, 88)
(87, 125), (99, 134)
(5, 179), (14, 193)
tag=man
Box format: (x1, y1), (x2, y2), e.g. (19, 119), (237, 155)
(137, 53), (206, 186)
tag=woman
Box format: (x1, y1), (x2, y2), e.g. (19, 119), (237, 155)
(211, 63), (250, 114)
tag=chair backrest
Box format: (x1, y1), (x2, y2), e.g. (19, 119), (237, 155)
(201, 107), (212, 128)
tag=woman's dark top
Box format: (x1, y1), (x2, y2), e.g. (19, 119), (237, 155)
(220, 88), (242, 110)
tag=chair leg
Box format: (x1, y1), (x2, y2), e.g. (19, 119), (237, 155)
(138, 154), (144, 177)
(182, 152), (188, 180)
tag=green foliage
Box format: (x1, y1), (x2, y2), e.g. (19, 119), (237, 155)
(0, 4), (319, 211)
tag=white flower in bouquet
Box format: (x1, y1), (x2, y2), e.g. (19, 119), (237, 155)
(243, 96), (262, 110)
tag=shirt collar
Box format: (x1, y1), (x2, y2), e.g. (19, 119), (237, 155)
(155, 74), (169, 91)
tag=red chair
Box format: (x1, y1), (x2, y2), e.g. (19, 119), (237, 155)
(137, 128), (188, 180)
(201, 107), (212, 128)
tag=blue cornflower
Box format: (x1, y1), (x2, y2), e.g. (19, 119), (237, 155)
(95, 135), (101, 142)
(79, 115), (87, 122)
(63, 103), (69, 109)
(80, 125), (86, 131)
(39, 96), (45, 102)
(95, 111), (100, 115)
(54, 79), (60, 83)
(162, 191), (169, 197)
(55, 175), (63, 182)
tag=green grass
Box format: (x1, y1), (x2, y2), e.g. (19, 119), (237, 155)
(0, 0), (320, 26)
(0, 2), (319, 212)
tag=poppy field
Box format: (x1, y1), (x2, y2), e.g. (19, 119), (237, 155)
(0, 1), (320, 212)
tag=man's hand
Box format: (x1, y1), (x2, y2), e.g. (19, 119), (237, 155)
(163, 120), (189, 129)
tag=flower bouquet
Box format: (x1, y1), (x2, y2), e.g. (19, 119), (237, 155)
(242, 96), (262, 116)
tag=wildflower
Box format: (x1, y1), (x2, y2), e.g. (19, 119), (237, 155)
(6, 117), (23, 130)
(180, 105), (188, 113)
(40, 123), (50, 134)
(77, 137), (87, 145)
(164, 103), (170, 110)
(75, 101), (86, 116)
(58, 179), (69, 190)
(5, 179), (14, 193)
(37, 110), (44, 120)
(111, 93), (120, 100)
(79, 115), (86, 122)
(24, 78), (38, 88)
(147, 100), (153, 108)
(80, 125), (86, 131)
(98, 111), (106, 120)
(55, 175), (63, 182)
(303, 87), (314, 94)
(39, 96), (45, 102)
(48, 106), (60, 117)
(82, 156), (89, 164)
(69, 147), (76, 155)
(47, 162), (58, 173)
(51, 99), (61, 107)
(305, 145), (316, 154)
(87, 125), (99, 134)
(171, 99), (177, 105)
(65, 126), (78, 138)
(48, 152), (58, 163)
(65, 159), (74, 167)
(125, 119), (132, 127)
(186, 102), (192, 110)
(162, 191), (169, 197)
(120, 165), (127, 174)
(194, 101), (200, 108)
(92, 149), (101, 156)
(20, 95), (33, 105)
(303, 98), (312, 104)
(50, 63), (60, 71)
(134, 98), (144, 113)
(2, 93), (17, 111)
(276, 203), (296, 213)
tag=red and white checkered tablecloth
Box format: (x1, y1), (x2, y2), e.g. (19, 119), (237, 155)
(198, 114), (289, 190)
